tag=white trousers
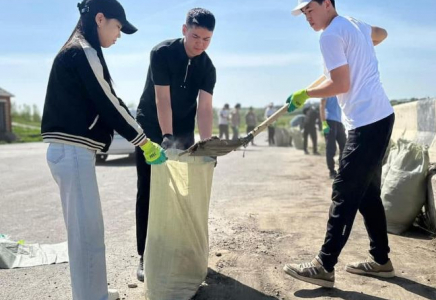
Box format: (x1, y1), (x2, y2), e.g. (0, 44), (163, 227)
(47, 143), (109, 300)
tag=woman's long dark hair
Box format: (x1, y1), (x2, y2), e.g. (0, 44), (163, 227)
(62, 7), (114, 88)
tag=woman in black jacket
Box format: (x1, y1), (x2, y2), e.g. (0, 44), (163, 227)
(41, 1), (166, 299)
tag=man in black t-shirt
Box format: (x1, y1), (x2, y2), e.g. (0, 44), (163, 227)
(134, 8), (216, 282)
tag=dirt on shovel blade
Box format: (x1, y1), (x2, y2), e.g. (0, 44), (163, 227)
(182, 136), (251, 157)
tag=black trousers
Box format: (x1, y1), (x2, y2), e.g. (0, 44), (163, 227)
(231, 126), (239, 140)
(325, 120), (346, 173)
(246, 125), (255, 144)
(219, 124), (229, 140)
(318, 114), (395, 272)
(135, 130), (195, 256)
(303, 126), (317, 153)
(268, 126), (275, 145)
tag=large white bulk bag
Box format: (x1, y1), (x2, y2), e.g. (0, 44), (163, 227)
(381, 139), (429, 234)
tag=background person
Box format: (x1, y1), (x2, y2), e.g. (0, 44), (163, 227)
(218, 103), (230, 139)
(231, 103), (241, 140)
(265, 102), (276, 145)
(302, 105), (320, 155)
(320, 96), (346, 178)
(245, 106), (257, 145)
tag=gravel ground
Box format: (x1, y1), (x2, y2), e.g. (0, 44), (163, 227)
(1, 133), (435, 299)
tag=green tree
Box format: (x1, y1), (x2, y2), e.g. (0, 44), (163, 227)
(21, 104), (32, 122)
(11, 101), (23, 119)
(32, 104), (41, 122)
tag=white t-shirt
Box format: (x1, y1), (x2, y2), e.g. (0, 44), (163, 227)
(218, 109), (230, 125)
(265, 107), (276, 118)
(320, 16), (393, 130)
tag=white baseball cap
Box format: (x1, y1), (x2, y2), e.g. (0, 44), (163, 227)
(291, 0), (312, 16)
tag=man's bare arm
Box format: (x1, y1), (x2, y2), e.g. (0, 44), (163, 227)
(155, 85), (173, 135)
(307, 65), (350, 98)
(320, 98), (327, 122)
(197, 90), (213, 140)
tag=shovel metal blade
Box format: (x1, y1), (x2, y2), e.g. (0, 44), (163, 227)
(179, 136), (252, 157)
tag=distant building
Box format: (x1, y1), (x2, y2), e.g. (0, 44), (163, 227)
(0, 87), (16, 142)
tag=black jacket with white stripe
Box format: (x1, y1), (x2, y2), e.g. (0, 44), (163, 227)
(41, 34), (146, 152)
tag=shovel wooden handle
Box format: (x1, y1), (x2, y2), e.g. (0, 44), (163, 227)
(248, 75), (327, 139)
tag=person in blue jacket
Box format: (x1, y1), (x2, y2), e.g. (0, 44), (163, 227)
(320, 96), (346, 178)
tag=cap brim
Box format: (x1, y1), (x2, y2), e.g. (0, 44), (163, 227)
(291, 1), (311, 16)
(121, 20), (137, 34)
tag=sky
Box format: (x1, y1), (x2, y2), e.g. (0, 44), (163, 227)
(1, 0), (436, 111)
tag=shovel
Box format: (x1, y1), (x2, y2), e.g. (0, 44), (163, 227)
(180, 75), (327, 157)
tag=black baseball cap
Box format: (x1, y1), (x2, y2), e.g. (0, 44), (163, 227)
(78, 0), (138, 34)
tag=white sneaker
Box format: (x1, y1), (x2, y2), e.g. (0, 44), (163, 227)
(108, 289), (120, 300)
(283, 256), (335, 288)
(345, 256), (395, 278)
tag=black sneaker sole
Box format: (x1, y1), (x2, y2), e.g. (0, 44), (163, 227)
(283, 265), (334, 288)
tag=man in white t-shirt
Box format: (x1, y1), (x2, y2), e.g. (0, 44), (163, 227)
(265, 103), (277, 145)
(218, 103), (230, 139)
(283, 0), (395, 288)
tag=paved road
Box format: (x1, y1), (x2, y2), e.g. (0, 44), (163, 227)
(1, 133), (435, 299)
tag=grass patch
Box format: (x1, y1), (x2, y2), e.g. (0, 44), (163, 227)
(12, 116), (42, 128)
(275, 114), (293, 128)
(12, 125), (42, 143)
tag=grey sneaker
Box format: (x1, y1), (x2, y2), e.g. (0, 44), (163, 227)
(108, 289), (120, 300)
(283, 257), (335, 288)
(345, 257), (395, 278)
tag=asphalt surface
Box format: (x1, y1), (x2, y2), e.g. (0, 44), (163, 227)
(1, 132), (435, 300)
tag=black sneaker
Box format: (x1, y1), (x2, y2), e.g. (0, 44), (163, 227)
(283, 256), (335, 288)
(137, 256), (144, 282)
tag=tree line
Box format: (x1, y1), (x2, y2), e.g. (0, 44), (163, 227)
(11, 102), (41, 123)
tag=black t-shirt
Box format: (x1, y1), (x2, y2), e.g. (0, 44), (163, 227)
(303, 107), (319, 129)
(137, 38), (216, 136)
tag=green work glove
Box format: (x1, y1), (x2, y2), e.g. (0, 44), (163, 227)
(140, 140), (167, 165)
(322, 121), (330, 135)
(286, 89), (310, 113)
